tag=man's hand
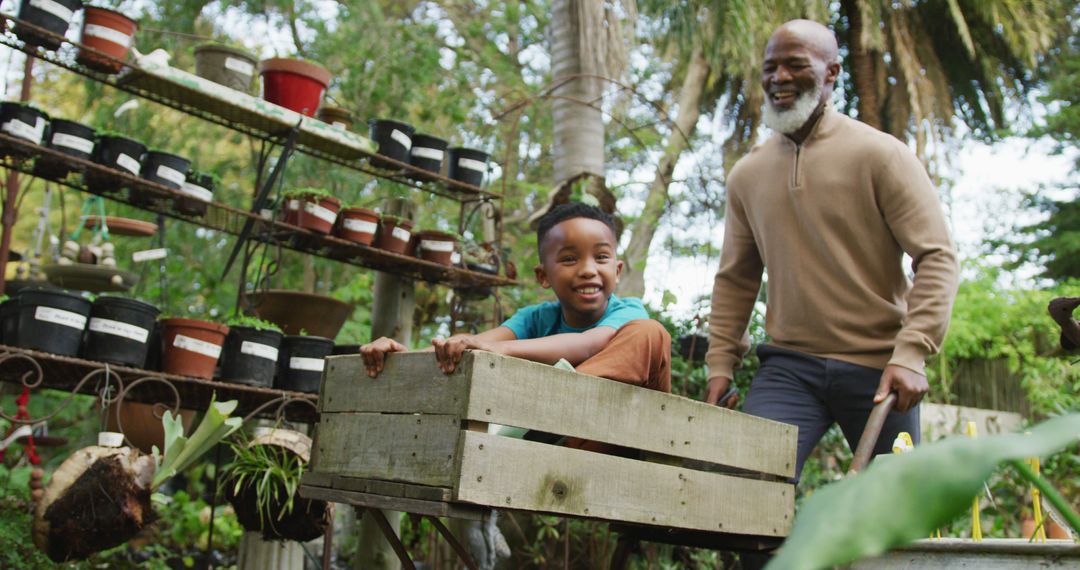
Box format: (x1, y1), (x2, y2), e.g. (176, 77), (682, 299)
(359, 337), (407, 377)
(432, 335), (502, 374)
(874, 364), (928, 412)
(704, 375), (739, 409)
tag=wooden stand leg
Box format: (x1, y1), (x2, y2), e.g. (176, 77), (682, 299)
(359, 508), (417, 570)
(426, 515), (480, 570)
(322, 518), (333, 570)
(610, 536), (636, 570)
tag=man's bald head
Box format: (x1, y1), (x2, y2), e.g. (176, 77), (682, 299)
(768, 19), (839, 64)
(760, 20), (842, 140)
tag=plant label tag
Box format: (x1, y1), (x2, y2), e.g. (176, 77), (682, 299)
(30, 0), (74, 21)
(52, 132), (94, 153)
(344, 219), (377, 233)
(156, 164), (186, 187)
(224, 57), (254, 77)
(132, 248), (167, 263)
(84, 24), (133, 49)
(331, 121), (347, 130)
(391, 226), (411, 242)
(241, 341), (278, 362)
(289, 356), (324, 371)
(390, 128), (412, 151)
(457, 157), (487, 173)
(34, 306), (86, 330)
(287, 199), (300, 211)
(303, 201), (338, 224)
(411, 147), (443, 161)
(89, 317), (150, 343)
(180, 182), (213, 202)
(420, 239), (454, 253)
(173, 334), (222, 359)
(116, 153), (140, 175)
(2, 118), (38, 142)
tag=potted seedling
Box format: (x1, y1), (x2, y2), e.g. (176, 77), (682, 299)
(174, 168), (218, 216)
(219, 315), (283, 388)
(194, 43), (257, 94)
(0, 102), (48, 158)
(258, 58), (331, 116)
(76, 5), (137, 74)
(407, 133), (447, 180)
(446, 147), (490, 188)
(275, 331), (333, 393)
(159, 316), (229, 380)
(281, 187), (340, 235)
(33, 118), (96, 181)
(86, 131), (145, 194)
(373, 214), (414, 255)
(15, 288), (91, 356)
(223, 427), (331, 542)
(334, 205), (379, 245)
(15, 0), (83, 51)
(413, 229), (458, 266)
(80, 295), (160, 368)
(131, 148), (190, 209)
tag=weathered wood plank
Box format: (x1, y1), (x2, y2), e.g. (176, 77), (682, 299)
(312, 412), (460, 486)
(454, 431), (793, 537)
(299, 484), (489, 521)
(319, 354), (471, 414)
(326, 475), (453, 502)
(465, 352), (797, 478)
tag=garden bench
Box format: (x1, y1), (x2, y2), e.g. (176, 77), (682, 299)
(300, 352), (797, 568)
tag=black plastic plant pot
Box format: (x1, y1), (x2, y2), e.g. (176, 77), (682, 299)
(0, 102), (48, 158)
(407, 133), (447, 180)
(16, 289), (90, 356)
(1, 298), (20, 345)
(276, 335), (333, 393)
(143, 320), (162, 372)
(86, 135), (145, 194)
(131, 150), (189, 209)
(174, 171), (215, 216)
(80, 296), (160, 367)
(32, 118), (96, 181)
(15, 0), (82, 51)
(447, 147), (490, 188)
(331, 344), (360, 355)
(368, 119), (414, 169)
(220, 326), (284, 388)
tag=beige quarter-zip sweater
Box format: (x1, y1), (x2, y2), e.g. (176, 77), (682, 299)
(706, 108), (959, 379)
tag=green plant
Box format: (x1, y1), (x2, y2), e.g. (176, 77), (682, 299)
(222, 435), (306, 530)
(282, 186), (333, 199)
(226, 315), (281, 333)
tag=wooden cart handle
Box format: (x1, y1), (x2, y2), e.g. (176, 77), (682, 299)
(848, 392), (898, 474)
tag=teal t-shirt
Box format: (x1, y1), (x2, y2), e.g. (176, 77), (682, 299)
(501, 294), (648, 339)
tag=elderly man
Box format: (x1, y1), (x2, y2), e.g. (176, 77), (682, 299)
(704, 20), (959, 480)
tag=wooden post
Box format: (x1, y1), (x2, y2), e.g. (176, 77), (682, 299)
(354, 197), (416, 570)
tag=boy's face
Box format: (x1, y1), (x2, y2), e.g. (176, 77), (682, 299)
(535, 217), (622, 329)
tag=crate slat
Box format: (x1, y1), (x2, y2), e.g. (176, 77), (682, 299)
(321, 355), (471, 414)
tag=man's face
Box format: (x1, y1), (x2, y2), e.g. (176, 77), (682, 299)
(535, 217), (622, 329)
(761, 29), (838, 133)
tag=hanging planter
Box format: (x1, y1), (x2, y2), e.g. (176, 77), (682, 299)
(86, 133), (145, 194)
(76, 6), (137, 74)
(131, 150), (189, 209)
(447, 147), (490, 188)
(105, 401), (195, 455)
(275, 334), (333, 393)
(414, 230), (458, 266)
(194, 44), (257, 94)
(160, 317), (229, 380)
(316, 105), (353, 130)
(33, 118), (96, 181)
(407, 133), (447, 181)
(334, 207), (379, 246)
(373, 215), (414, 255)
(257, 58), (331, 117)
(174, 170), (216, 216)
(244, 289), (353, 339)
(281, 188), (340, 235)
(368, 119), (414, 169)
(16, 288), (90, 356)
(219, 317), (283, 388)
(15, 0), (83, 51)
(80, 296), (159, 367)
(0, 102), (48, 158)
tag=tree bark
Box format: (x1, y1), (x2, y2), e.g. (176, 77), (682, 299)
(619, 48), (711, 298)
(842, 0), (883, 129)
(550, 0), (605, 186)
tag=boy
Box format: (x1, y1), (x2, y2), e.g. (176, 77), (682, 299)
(360, 202), (670, 393)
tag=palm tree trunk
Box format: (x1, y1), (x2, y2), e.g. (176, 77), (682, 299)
(550, 0), (605, 186)
(619, 47), (711, 298)
(841, 0), (883, 129)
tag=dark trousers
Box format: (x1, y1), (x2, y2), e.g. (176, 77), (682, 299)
(743, 344), (920, 482)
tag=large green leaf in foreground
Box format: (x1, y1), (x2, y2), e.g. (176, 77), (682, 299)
(766, 414), (1080, 570)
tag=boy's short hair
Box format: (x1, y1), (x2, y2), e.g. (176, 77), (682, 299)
(536, 202), (617, 257)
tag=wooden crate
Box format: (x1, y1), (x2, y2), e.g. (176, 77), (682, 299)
(307, 352), (797, 539)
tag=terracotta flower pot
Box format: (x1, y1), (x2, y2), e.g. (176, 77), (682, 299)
(1022, 516), (1073, 540)
(283, 194), (341, 234)
(77, 6), (137, 74)
(414, 230), (457, 266)
(160, 318), (229, 380)
(258, 58), (332, 117)
(194, 44), (257, 93)
(317, 106), (353, 130)
(373, 217), (414, 255)
(335, 207), (379, 245)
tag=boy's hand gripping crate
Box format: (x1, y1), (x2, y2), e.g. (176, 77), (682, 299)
(302, 352), (797, 552)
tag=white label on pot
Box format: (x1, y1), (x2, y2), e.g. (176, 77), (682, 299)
(290, 356), (325, 372)
(116, 153), (140, 175)
(2, 119), (38, 142)
(89, 317), (150, 343)
(173, 334), (222, 359)
(331, 121), (347, 130)
(241, 340), (278, 362)
(34, 306), (86, 330)
(457, 157), (487, 173)
(180, 182), (213, 201)
(132, 248), (167, 263)
(343, 219), (376, 234)
(420, 239), (454, 253)
(390, 128), (411, 151)
(224, 56), (254, 77)
(97, 431), (125, 447)
(84, 24), (133, 49)
(156, 164), (186, 187)
(391, 226), (410, 242)
(303, 201), (337, 224)
(411, 146), (444, 161)
(52, 132), (94, 153)
(30, 0), (74, 21)
(287, 199), (300, 211)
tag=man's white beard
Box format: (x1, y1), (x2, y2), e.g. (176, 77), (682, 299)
(763, 86), (822, 135)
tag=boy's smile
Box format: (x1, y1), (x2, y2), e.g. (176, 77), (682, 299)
(536, 217), (622, 329)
